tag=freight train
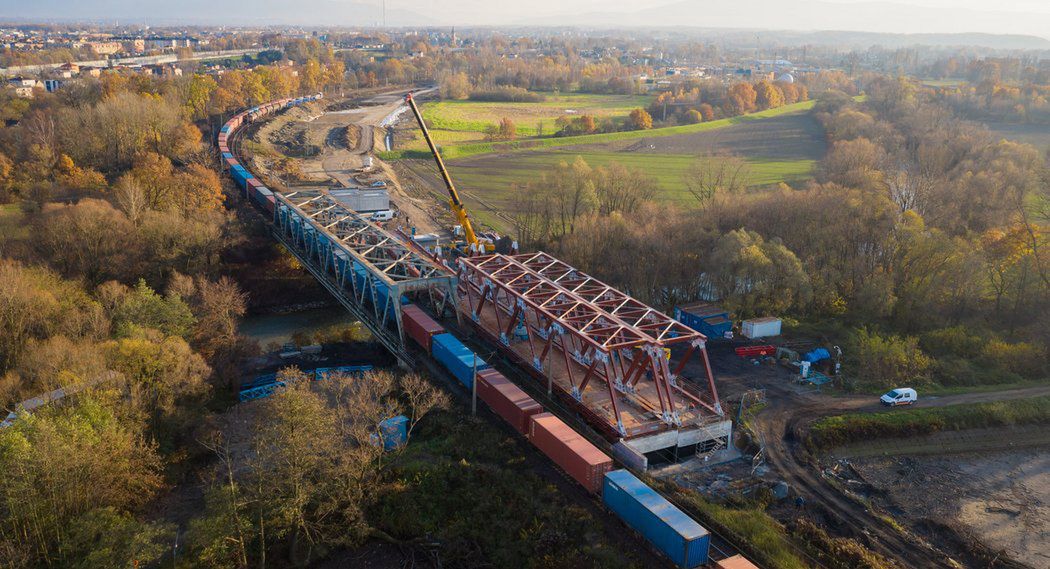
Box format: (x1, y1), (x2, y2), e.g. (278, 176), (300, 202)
(218, 95), (755, 569)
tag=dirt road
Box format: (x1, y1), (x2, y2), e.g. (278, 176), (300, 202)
(750, 380), (1048, 568)
(275, 87), (443, 234)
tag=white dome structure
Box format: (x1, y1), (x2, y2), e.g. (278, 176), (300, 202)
(776, 72), (795, 84)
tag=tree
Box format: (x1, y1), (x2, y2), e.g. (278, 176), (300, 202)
(193, 369), (446, 564)
(705, 229), (811, 315)
(439, 71), (471, 100)
(175, 164), (225, 213)
(725, 82), (757, 115)
(107, 279), (196, 339)
(34, 199), (136, 284)
(0, 260), (107, 373)
(627, 108), (653, 130)
(0, 396), (164, 566)
(697, 103), (715, 122)
(486, 117), (517, 140)
(819, 137), (886, 191)
(683, 154), (751, 207)
(184, 73), (218, 121)
(848, 328), (931, 389)
(684, 109), (703, 124)
(754, 80), (785, 110)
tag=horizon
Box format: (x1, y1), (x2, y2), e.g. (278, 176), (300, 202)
(2, 0), (1050, 41)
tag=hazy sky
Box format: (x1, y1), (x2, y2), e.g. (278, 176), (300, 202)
(4, 0), (1050, 38)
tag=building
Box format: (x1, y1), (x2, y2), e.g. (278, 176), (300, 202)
(8, 77), (41, 98)
(86, 41), (122, 56)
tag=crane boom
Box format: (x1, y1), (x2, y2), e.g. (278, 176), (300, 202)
(403, 92), (482, 250)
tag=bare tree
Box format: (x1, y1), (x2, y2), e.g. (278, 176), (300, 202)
(684, 154), (751, 207)
(886, 163), (934, 216)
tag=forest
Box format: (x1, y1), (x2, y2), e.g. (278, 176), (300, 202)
(513, 76), (1049, 393)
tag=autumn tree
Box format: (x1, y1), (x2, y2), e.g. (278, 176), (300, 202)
(627, 108), (653, 130)
(0, 395), (167, 567)
(754, 80), (785, 110)
(485, 117), (517, 140)
(439, 71), (471, 100)
(725, 82), (757, 115)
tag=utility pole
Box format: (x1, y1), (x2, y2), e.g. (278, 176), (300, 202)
(471, 353), (477, 416)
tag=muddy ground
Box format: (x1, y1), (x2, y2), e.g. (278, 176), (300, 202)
(836, 433), (1050, 569)
(576, 112), (828, 160)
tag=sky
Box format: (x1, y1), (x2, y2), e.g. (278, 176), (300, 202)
(3, 0), (1050, 39)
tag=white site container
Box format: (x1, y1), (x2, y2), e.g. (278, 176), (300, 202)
(330, 188), (390, 213)
(741, 317), (782, 339)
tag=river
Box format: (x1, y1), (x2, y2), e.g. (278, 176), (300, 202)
(238, 307), (358, 347)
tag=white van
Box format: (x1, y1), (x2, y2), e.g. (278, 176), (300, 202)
(880, 387), (917, 406)
(370, 210), (397, 222)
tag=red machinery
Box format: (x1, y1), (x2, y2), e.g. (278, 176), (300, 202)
(734, 345), (776, 358)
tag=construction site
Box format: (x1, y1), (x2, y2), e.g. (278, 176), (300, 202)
(224, 87), (1050, 569)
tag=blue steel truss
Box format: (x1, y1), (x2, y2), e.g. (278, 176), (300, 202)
(272, 190), (458, 365)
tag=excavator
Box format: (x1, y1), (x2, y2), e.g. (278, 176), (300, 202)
(404, 92), (508, 255)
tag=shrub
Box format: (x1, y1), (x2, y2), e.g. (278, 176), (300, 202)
(919, 326), (985, 358)
(981, 339), (1048, 378)
(847, 328), (931, 390)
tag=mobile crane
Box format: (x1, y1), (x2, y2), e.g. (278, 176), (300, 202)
(403, 91), (498, 254)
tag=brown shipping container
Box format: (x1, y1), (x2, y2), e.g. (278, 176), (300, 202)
(716, 555), (759, 569)
(528, 412), (613, 493)
(476, 369), (543, 434)
(401, 304), (445, 353)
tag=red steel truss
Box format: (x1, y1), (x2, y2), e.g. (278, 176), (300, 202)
(456, 252), (723, 439)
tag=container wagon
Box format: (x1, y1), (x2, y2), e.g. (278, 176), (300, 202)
(431, 333), (489, 388)
(475, 368), (543, 435)
(528, 412), (613, 494)
(603, 469), (710, 568)
(401, 304), (446, 352)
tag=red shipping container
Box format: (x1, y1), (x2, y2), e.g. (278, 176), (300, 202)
(401, 304), (445, 353)
(476, 369), (543, 435)
(528, 412), (613, 494)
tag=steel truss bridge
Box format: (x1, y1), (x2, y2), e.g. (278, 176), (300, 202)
(456, 251), (723, 440)
(272, 190), (458, 365)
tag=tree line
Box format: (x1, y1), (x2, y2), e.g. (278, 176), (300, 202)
(513, 78), (1048, 392)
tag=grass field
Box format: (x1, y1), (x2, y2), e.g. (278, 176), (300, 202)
(384, 99), (818, 161)
(808, 395), (1050, 452)
(448, 151), (815, 207)
(421, 92), (653, 136)
(0, 202), (26, 242)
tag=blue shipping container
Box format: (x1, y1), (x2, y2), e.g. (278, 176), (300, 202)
(220, 125), (230, 133)
(431, 333), (489, 388)
(674, 304), (732, 340)
(222, 152), (234, 160)
(377, 415), (409, 450)
(603, 470), (709, 568)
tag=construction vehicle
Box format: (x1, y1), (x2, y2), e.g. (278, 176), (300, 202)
(403, 92), (498, 254)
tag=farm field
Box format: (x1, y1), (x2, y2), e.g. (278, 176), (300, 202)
(983, 120), (1050, 149)
(448, 151), (815, 208)
(433, 109), (826, 228)
(421, 92), (652, 137)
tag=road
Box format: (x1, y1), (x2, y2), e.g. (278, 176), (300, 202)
(749, 380), (1048, 568)
(289, 87), (443, 233)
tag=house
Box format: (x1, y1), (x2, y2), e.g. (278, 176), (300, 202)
(8, 77), (42, 98)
